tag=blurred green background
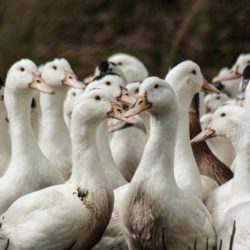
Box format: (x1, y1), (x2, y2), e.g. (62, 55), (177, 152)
(0, 0), (249, 80)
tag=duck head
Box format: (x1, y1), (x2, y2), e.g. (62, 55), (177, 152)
(5, 59), (54, 95)
(204, 92), (230, 113)
(71, 89), (130, 127)
(165, 60), (219, 101)
(86, 73), (136, 104)
(213, 54), (250, 82)
(192, 104), (248, 144)
(41, 58), (84, 90)
(108, 53), (148, 83)
(126, 77), (178, 117)
(127, 81), (142, 97)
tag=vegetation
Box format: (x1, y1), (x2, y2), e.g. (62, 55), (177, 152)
(0, 0), (249, 79)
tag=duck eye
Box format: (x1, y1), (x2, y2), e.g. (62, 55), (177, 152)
(118, 62), (122, 66)
(72, 92), (76, 96)
(106, 81), (111, 86)
(221, 113), (226, 117)
(53, 66), (57, 70)
(20, 67), (25, 72)
(135, 88), (139, 94)
(95, 95), (101, 101)
(154, 84), (159, 89)
(216, 96), (221, 100)
(69, 76), (73, 79)
(191, 70), (196, 75)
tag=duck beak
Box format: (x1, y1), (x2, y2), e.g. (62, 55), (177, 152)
(119, 86), (137, 104)
(108, 120), (132, 133)
(63, 71), (85, 89)
(125, 92), (152, 118)
(83, 75), (95, 85)
(202, 78), (220, 94)
(29, 73), (55, 95)
(191, 127), (216, 144)
(212, 69), (241, 83)
(107, 101), (138, 124)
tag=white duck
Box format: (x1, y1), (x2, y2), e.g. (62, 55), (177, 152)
(200, 113), (236, 168)
(108, 53), (148, 83)
(165, 61), (219, 200)
(0, 59), (64, 215)
(204, 92), (230, 113)
(192, 105), (250, 238)
(86, 77), (129, 189)
(0, 83), (11, 176)
(39, 58), (84, 179)
(88, 73), (147, 181)
(213, 54), (250, 97)
(121, 77), (216, 250)
(0, 89), (115, 250)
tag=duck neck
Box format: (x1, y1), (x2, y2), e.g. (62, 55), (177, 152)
(69, 120), (107, 189)
(5, 89), (40, 161)
(97, 121), (127, 189)
(133, 110), (178, 188)
(231, 132), (250, 194)
(174, 94), (202, 188)
(39, 87), (70, 147)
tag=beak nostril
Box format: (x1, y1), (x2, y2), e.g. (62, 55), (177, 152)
(37, 80), (41, 83)
(117, 108), (122, 113)
(138, 100), (143, 105)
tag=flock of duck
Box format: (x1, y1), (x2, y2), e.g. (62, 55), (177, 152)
(0, 52), (250, 250)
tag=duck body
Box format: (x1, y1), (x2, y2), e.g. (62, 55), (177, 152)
(0, 182), (111, 250)
(121, 77), (216, 250)
(0, 90), (114, 250)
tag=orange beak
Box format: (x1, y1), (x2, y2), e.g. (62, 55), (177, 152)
(212, 69), (241, 83)
(107, 101), (138, 124)
(63, 71), (85, 89)
(191, 127), (216, 144)
(29, 73), (55, 95)
(125, 92), (152, 118)
(202, 78), (220, 94)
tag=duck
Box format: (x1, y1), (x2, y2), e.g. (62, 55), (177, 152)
(87, 72), (147, 181)
(0, 82), (11, 176)
(0, 89), (115, 250)
(165, 60), (219, 200)
(64, 88), (85, 130)
(0, 59), (64, 215)
(190, 94), (234, 184)
(212, 54), (250, 97)
(121, 77), (216, 250)
(108, 53), (149, 83)
(39, 58), (84, 179)
(192, 105), (250, 238)
(212, 67), (241, 98)
(86, 77), (129, 189)
(200, 113), (236, 168)
(204, 92), (230, 113)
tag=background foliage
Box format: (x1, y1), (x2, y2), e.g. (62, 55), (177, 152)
(0, 0), (249, 79)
